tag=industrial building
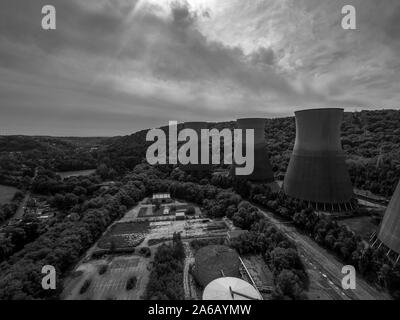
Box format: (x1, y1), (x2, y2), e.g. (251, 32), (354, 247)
(175, 210), (186, 220)
(180, 121), (210, 172)
(375, 180), (400, 263)
(283, 108), (354, 211)
(193, 245), (240, 287)
(152, 193), (171, 203)
(231, 118), (274, 182)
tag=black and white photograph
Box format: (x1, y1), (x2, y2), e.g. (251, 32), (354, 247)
(0, 0), (400, 310)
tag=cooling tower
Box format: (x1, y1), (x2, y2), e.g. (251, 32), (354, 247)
(378, 180), (400, 255)
(231, 118), (274, 182)
(180, 122), (210, 172)
(283, 108), (354, 210)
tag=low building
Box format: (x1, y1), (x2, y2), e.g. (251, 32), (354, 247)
(175, 210), (185, 220)
(152, 193), (171, 203)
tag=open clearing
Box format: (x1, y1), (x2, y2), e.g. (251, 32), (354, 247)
(57, 169), (96, 179)
(0, 185), (18, 204)
(339, 216), (379, 239)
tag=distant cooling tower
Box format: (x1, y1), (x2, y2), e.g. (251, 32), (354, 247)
(180, 121), (210, 172)
(231, 118), (274, 182)
(378, 180), (400, 256)
(283, 108), (354, 211)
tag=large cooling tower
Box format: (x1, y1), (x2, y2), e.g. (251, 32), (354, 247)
(231, 118), (274, 182)
(180, 122), (210, 172)
(378, 180), (400, 254)
(283, 108), (353, 209)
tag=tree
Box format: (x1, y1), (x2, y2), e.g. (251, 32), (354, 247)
(185, 206), (195, 216)
(274, 269), (305, 300)
(126, 275), (137, 290)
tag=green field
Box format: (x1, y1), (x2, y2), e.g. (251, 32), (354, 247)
(0, 185), (18, 204)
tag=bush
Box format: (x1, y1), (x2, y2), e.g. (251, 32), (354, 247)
(126, 276), (137, 290)
(139, 247), (151, 257)
(185, 206), (196, 215)
(98, 264), (108, 275)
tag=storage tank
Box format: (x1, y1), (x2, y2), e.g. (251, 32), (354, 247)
(378, 180), (400, 255)
(283, 108), (354, 210)
(231, 118), (274, 182)
(203, 277), (262, 300)
(194, 245), (240, 287)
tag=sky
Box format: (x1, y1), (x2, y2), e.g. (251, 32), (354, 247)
(0, 0), (399, 136)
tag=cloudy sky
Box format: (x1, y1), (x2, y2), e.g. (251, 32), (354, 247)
(0, 0), (399, 136)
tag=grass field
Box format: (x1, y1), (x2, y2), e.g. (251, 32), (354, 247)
(0, 185), (18, 204)
(98, 222), (150, 250)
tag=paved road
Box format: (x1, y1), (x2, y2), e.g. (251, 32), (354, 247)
(183, 243), (193, 300)
(253, 203), (390, 300)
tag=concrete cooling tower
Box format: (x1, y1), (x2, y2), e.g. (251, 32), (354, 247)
(283, 108), (354, 211)
(378, 180), (400, 257)
(180, 122), (210, 172)
(231, 118), (274, 182)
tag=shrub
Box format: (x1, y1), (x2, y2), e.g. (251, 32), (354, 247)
(185, 206), (196, 215)
(126, 276), (137, 290)
(139, 247), (151, 257)
(98, 264), (108, 275)
(79, 279), (92, 295)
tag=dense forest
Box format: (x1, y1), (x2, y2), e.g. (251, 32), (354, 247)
(0, 109), (399, 299)
(0, 169), (146, 299)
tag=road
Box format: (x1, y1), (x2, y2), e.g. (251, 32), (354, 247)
(14, 168), (38, 220)
(253, 203), (390, 300)
(183, 243), (193, 300)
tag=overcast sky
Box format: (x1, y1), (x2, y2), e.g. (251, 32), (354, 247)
(0, 0), (399, 136)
